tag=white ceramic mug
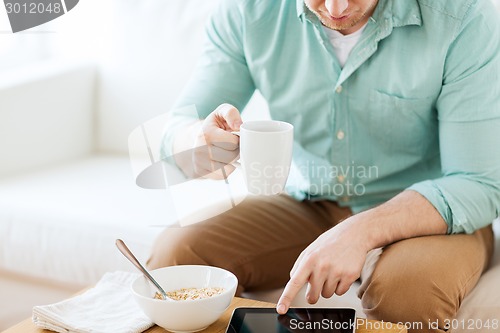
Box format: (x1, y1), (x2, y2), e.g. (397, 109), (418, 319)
(237, 120), (294, 195)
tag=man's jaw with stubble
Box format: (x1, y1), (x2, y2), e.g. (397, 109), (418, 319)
(305, 0), (378, 35)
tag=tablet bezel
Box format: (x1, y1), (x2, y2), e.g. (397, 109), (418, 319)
(226, 307), (356, 333)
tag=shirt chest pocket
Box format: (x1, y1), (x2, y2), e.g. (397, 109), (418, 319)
(368, 90), (438, 157)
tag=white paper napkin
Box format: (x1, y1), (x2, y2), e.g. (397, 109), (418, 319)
(32, 271), (154, 333)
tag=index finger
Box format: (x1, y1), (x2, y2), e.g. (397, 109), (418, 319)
(276, 264), (311, 315)
(215, 103), (242, 131)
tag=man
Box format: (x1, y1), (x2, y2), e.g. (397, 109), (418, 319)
(148, 0), (500, 331)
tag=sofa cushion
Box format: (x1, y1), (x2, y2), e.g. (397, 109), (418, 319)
(0, 155), (166, 285)
(0, 154), (249, 285)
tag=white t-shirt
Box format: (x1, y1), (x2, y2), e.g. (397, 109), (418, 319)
(322, 22), (368, 67)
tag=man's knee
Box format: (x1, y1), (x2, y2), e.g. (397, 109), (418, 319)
(361, 262), (458, 332)
(147, 226), (211, 270)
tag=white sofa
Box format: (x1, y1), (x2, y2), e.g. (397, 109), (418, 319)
(0, 0), (499, 331)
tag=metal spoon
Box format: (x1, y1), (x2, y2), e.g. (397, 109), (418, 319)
(115, 238), (170, 300)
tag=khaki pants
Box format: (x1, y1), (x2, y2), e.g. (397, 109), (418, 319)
(147, 195), (494, 333)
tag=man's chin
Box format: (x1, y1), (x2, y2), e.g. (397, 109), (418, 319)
(322, 21), (356, 32)
(319, 15), (358, 32)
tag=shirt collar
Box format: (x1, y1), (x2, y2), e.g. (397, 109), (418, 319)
(296, 0), (306, 19)
(296, 0), (422, 28)
(372, 0), (422, 27)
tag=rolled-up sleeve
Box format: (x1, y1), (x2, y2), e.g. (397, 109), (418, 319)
(160, 0), (255, 158)
(408, 0), (500, 234)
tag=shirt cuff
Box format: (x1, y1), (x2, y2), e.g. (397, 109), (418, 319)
(407, 180), (469, 234)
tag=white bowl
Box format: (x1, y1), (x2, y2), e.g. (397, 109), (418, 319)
(131, 265), (238, 332)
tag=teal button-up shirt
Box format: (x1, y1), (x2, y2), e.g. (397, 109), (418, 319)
(163, 0), (500, 234)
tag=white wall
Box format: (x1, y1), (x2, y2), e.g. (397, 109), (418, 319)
(43, 0), (223, 154)
(41, 0), (269, 155)
(0, 61), (96, 178)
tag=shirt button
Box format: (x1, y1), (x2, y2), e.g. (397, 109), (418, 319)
(336, 85), (343, 93)
(337, 175), (345, 183)
(337, 130), (345, 140)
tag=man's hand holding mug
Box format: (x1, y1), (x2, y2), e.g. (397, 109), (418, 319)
(174, 103), (294, 195)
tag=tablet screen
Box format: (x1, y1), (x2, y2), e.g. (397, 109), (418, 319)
(226, 307), (356, 333)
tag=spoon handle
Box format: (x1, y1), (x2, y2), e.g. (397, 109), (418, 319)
(115, 239), (168, 299)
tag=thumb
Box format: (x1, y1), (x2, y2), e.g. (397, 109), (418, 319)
(216, 104), (242, 131)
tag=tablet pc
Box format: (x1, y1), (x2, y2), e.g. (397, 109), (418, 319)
(226, 307), (356, 333)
